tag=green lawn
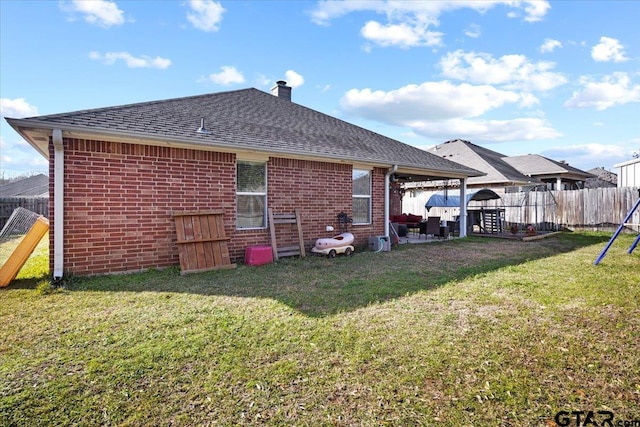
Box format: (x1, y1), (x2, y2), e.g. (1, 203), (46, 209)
(1, 232), (639, 426)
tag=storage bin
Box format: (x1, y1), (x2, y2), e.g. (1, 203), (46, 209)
(244, 245), (273, 266)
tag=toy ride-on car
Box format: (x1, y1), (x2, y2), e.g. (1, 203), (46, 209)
(311, 232), (355, 258)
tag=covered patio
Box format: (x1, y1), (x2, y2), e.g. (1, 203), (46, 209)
(425, 188), (504, 235)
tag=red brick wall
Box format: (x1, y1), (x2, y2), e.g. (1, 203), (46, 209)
(229, 161), (386, 260)
(50, 138), (388, 276)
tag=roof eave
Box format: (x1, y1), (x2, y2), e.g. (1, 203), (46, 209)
(5, 117), (50, 158)
(6, 118), (483, 179)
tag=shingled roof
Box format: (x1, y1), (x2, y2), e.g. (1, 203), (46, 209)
(503, 154), (593, 180)
(427, 139), (538, 185)
(6, 87), (482, 180)
(585, 167), (617, 188)
(0, 174), (49, 197)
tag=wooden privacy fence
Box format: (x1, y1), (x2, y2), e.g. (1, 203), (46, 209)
(499, 187), (640, 231)
(0, 197), (48, 229)
(413, 187), (639, 232)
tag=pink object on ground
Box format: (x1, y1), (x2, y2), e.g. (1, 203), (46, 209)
(244, 245), (273, 266)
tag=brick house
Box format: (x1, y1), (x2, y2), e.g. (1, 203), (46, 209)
(6, 82), (481, 277)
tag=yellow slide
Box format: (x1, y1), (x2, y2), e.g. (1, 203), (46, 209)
(0, 216), (49, 287)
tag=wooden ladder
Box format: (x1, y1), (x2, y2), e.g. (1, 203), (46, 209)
(268, 209), (306, 260)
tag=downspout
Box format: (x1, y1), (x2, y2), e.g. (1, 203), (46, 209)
(459, 178), (467, 238)
(384, 165), (398, 243)
(52, 129), (64, 280)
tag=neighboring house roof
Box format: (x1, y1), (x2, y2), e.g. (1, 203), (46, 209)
(427, 139), (538, 186)
(585, 167), (617, 188)
(0, 174), (49, 197)
(503, 154), (594, 181)
(6, 86), (482, 181)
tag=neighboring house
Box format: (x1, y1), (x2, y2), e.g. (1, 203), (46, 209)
(401, 139), (539, 216)
(425, 139), (539, 188)
(585, 167), (617, 188)
(614, 157), (640, 188)
(6, 82), (482, 277)
(401, 139), (593, 233)
(502, 154), (593, 190)
(0, 174), (49, 197)
(0, 174), (49, 229)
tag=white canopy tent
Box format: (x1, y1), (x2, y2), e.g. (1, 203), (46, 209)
(425, 188), (503, 234)
(425, 188), (501, 210)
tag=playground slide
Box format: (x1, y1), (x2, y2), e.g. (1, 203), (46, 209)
(0, 216), (49, 287)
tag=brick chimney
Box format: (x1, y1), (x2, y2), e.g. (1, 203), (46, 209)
(271, 80), (291, 101)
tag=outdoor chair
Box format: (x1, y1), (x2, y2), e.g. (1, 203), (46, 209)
(447, 220), (459, 236)
(426, 216), (440, 239)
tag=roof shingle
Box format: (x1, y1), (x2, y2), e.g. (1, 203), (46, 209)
(8, 88), (482, 178)
(428, 139), (538, 185)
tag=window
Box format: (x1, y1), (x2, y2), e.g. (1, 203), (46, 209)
(237, 161), (266, 229)
(352, 169), (371, 224)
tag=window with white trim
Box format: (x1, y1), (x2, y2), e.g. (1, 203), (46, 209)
(236, 161), (267, 229)
(352, 169), (371, 224)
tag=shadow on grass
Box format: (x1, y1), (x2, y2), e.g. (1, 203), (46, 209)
(34, 233), (615, 317)
(4, 275), (49, 289)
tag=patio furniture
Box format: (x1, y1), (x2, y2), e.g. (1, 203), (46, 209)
(447, 220), (459, 236)
(390, 213), (423, 235)
(425, 216), (441, 239)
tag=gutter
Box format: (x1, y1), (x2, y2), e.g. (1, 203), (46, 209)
(6, 118), (483, 179)
(384, 165), (398, 246)
(52, 129), (64, 280)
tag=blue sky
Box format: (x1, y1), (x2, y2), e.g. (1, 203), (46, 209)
(1, 0), (639, 178)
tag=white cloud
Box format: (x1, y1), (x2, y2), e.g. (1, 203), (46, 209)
(62, 0), (126, 27)
(341, 81), (525, 123)
(284, 70), (305, 88)
(360, 21), (443, 48)
(89, 51), (171, 69)
(591, 36), (628, 62)
(208, 66), (245, 85)
(187, 0), (225, 32)
(522, 0), (551, 22)
(255, 74), (272, 87)
(0, 98), (39, 118)
(310, 1), (550, 26)
(309, 0), (378, 25)
(340, 78), (561, 142)
(564, 72), (640, 111)
(464, 24), (481, 39)
(401, 130), (419, 138)
(438, 50), (567, 92)
(0, 136), (49, 177)
(412, 117), (560, 141)
(542, 143), (633, 169)
(309, 1), (548, 49)
(518, 93), (540, 108)
(546, 143), (626, 158)
(540, 38), (561, 53)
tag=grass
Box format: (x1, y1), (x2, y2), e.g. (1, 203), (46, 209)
(1, 232), (639, 426)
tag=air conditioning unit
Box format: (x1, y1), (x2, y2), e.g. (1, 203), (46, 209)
(368, 236), (390, 252)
